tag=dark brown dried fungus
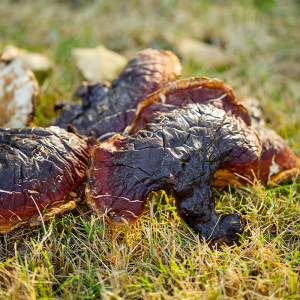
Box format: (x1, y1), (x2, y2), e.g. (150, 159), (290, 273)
(0, 126), (95, 233)
(54, 49), (181, 141)
(130, 79), (300, 186)
(214, 98), (300, 186)
(86, 103), (262, 245)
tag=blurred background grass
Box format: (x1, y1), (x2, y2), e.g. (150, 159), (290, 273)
(0, 0), (300, 299)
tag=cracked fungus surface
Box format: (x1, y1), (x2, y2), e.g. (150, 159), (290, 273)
(130, 78), (300, 187)
(0, 126), (90, 233)
(214, 98), (300, 186)
(54, 48), (181, 141)
(86, 103), (261, 243)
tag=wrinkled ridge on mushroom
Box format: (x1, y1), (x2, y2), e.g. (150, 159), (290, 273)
(129, 79), (300, 187)
(130, 77), (251, 134)
(0, 126), (96, 233)
(53, 48), (182, 141)
(0, 57), (39, 128)
(214, 98), (300, 186)
(86, 103), (261, 244)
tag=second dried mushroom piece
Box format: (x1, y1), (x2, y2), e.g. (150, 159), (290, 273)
(54, 48), (182, 141)
(86, 102), (261, 245)
(0, 126), (96, 233)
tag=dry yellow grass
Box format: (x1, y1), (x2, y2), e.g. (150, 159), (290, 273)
(0, 188), (299, 299)
(0, 0), (299, 299)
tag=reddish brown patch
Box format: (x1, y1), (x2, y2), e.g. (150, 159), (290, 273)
(214, 127), (300, 186)
(130, 77), (251, 134)
(0, 127), (90, 233)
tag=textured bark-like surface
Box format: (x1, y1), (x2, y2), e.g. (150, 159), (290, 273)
(130, 77), (251, 134)
(0, 58), (38, 128)
(214, 98), (300, 186)
(0, 126), (94, 233)
(86, 104), (261, 244)
(131, 83), (300, 186)
(54, 49), (182, 141)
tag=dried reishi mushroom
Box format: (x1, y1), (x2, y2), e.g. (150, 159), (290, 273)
(130, 79), (300, 186)
(0, 126), (96, 233)
(54, 48), (182, 141)
(86, 104), (261, 245)
(214, 98), (300, 186)
(0, 57), (38, 128)
(130, 77), (251, 134)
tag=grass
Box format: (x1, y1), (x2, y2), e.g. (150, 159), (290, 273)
(0, 0), (300, 298)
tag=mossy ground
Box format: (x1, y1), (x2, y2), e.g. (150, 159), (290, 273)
(0, 0), (299, 299)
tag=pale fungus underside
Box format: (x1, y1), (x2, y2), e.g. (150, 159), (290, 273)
(0, 57), (38, 128)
